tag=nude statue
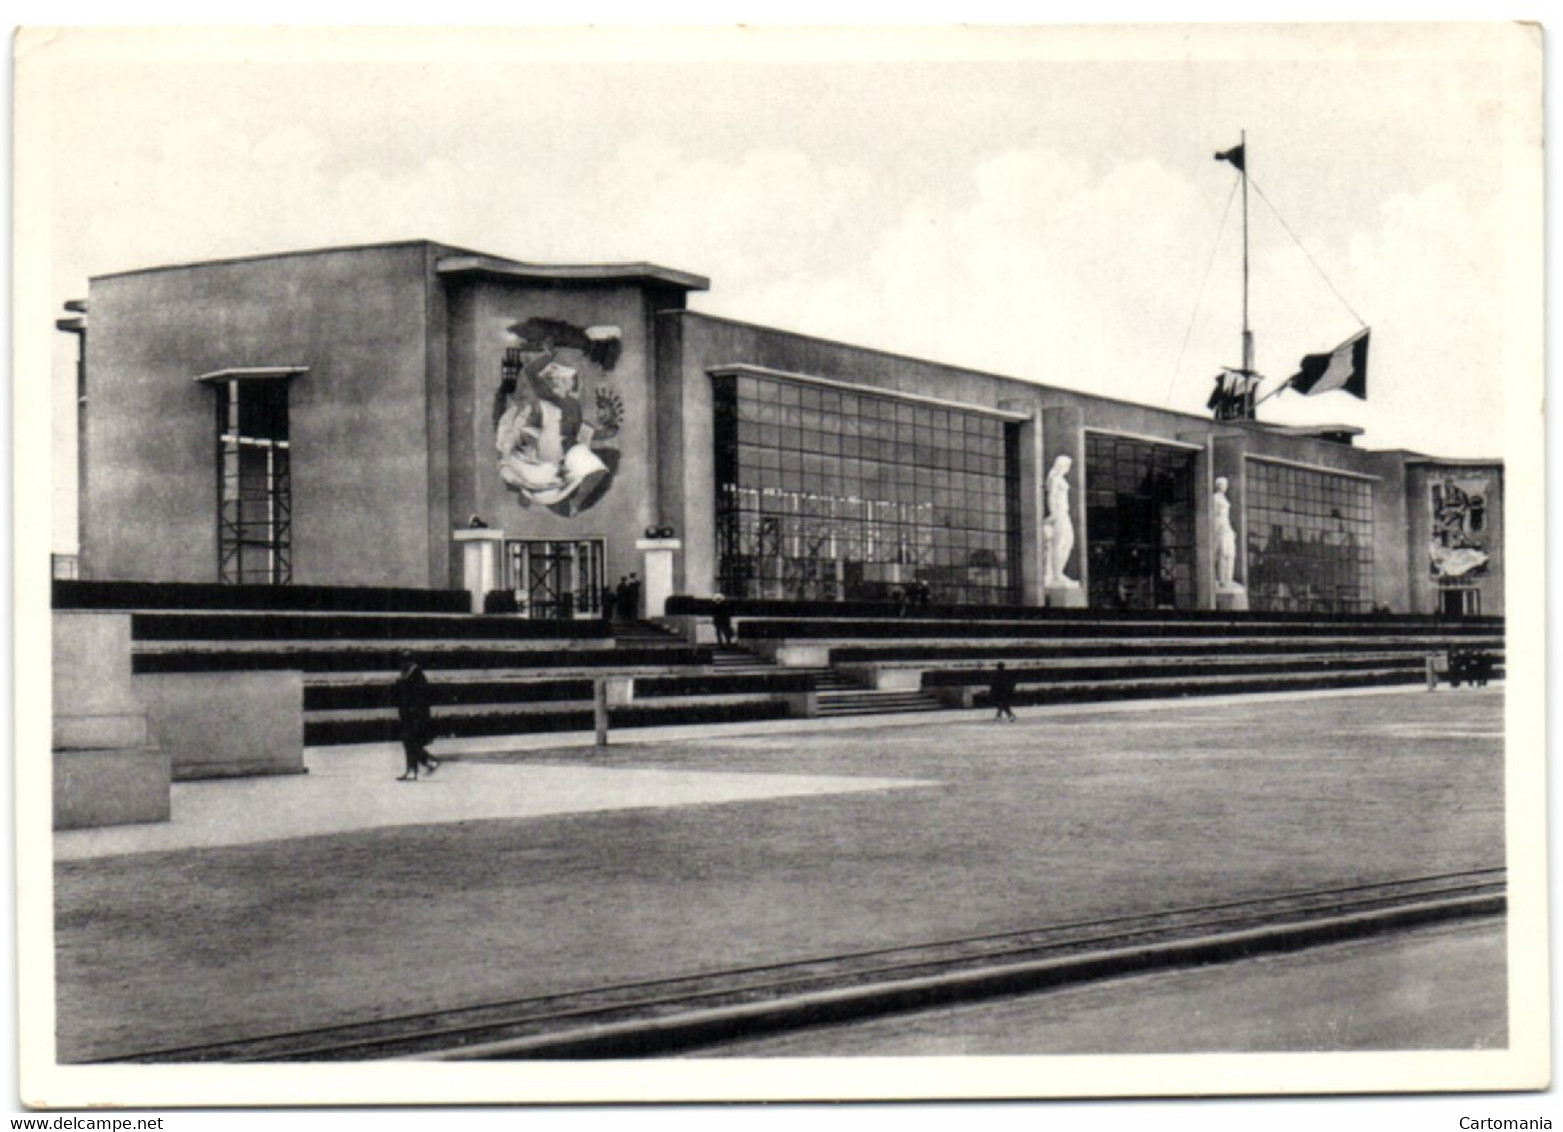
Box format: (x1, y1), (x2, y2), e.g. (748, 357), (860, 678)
(1213, 476), (1243, 592)
(1043, 455), (1079, 589)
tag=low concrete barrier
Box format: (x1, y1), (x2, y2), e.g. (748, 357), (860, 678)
(928, 686), (976, 709)
(53, 613), (142, 747)
(748, 642), (831, 668)
(659, 615), (717, 646)
(136, 670), (305, 780)
(835, 665), (924, 692)
(781, 692), (819, 718)
(55, 749), (171, 830)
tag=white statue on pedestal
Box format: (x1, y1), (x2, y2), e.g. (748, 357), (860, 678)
(1042, 455), (1079, 589)
(1213, 476), (1244, 593)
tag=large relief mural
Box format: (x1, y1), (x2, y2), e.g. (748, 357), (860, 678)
(1429, 474), (1492, 580)
(493, 317), (625, 517)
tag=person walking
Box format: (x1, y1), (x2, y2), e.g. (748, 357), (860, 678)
(395, 651), (439, 780)
(990, 661), (1017, 723)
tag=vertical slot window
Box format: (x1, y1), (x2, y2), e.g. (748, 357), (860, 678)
(216, 377), (292, 584)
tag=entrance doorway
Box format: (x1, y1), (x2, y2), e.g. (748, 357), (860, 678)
(1440, 586), (1481, 617)
(1084, 434), (1198, 611)
(505, 539), (606, 619)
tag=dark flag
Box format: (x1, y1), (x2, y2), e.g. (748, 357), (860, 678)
(1289, 329), (1370, 399)
(1207, 368), (1259, 420)
(1215, 144), (1245, 172)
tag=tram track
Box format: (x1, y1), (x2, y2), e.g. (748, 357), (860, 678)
(110, 867), (1504, 1063)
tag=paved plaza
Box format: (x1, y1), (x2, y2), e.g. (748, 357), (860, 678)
(53, 687), (1505, 1062)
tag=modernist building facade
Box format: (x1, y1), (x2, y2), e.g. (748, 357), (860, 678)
(61, 240), (1505, 617)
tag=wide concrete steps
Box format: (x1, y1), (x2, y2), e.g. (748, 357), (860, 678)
(736, 615), (1504, 643)
(301, 636), (816, 746)
(992, 665), (1500, 708)
(815, 691), (946, 716)
(134, 641), (712, 675)
(306, 696), (794, 746)
(827, 634), (1507, 663)
(811, 670), (945, 716)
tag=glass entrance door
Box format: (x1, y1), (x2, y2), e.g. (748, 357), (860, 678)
(505, 539), (605, 619)
(1084, 434), (1198, 611)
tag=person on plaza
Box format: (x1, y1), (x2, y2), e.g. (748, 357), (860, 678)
(626, 573), (642, 620)
(395, 651), (439, 781)
(600, 583), (616, 622)
(989, 661), (1017, 723)
(615, 576), (630, 621)
(711, 593), (734, 647)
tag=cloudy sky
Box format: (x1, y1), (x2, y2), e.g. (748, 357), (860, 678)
(27, 24), (1539, 551)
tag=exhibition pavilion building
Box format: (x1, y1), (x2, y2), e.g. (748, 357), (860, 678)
(57, 240), (1504, 619)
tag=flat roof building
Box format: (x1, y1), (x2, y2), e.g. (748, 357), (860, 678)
(61, 240), (1504, 618)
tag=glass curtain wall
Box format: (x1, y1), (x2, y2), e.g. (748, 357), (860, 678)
(1245, 459), (1374, 613)
(713, 372), (1020, 605)
(1084, 433), (1198, 610)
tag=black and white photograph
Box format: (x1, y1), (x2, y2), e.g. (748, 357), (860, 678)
(11, 18), (1549, 1117)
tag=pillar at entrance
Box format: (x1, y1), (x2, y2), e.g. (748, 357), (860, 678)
(634, 537), (682, 618)
(454, 528), (506, 614)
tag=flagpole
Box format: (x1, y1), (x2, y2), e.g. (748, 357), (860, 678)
(1240, 129), (1254, 419)
(1254, 376), (1292, 407)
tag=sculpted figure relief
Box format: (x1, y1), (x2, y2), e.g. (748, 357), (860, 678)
(494, 318), (624, 518)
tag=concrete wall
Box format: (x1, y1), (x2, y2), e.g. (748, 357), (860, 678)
(56, 612), (304, 779)
(55, 750), (171, 830)
(135, 671), (305, 780)
(83, 243), (440, 587)
(53, 611), (170, 828)
(53, 612), (146, 749)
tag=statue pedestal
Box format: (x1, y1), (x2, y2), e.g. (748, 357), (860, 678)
(1215, 589), (1249, 612)
(454, 529), (506, 614)
(1046, 585), (1087, 609)
(634, 538), (682, 619)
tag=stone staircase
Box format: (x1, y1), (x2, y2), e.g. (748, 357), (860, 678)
(61, 581), (1508, 753)
(668, 595), (1505, 714)
(811, 668), (946, 717)
(710, 640), (942, 717)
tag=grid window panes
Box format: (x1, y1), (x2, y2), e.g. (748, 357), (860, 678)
(713, 373), (1021, 604)
(504, 539), (606, 619)
(216, 378), (292, 584)
(1245, 459), (1374, 613)
(1084, 433), (1198, 610)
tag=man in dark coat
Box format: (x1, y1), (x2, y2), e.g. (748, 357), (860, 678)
(990, 662), (1017, 723)
(395, 651), (439, 780)
(711, 594), (734, 647)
